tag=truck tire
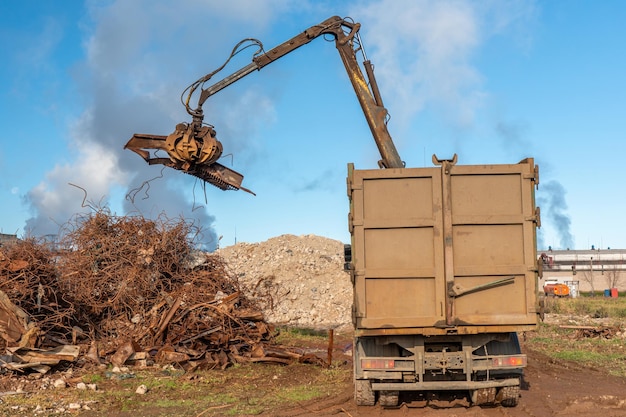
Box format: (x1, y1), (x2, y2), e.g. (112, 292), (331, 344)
(379, 390), (399, 407)
(498, 385), (520, 407)
(354, 379), (375, 406)
(470, 387), (496, 405)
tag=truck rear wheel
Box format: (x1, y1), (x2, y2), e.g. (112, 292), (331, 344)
(470, 387), (496, 405)
(379, 390), (399, 407)
(498, 385), (520, 407)
(354, 379), (375, 406)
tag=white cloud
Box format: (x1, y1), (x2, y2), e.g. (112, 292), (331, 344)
(352, 0), (536, 130)
(25, 137), (124, 235)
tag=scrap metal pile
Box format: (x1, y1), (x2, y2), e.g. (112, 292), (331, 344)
(0, 212), (323, 374)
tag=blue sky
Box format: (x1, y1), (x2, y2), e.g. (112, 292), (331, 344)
(1, 0), (625, 251)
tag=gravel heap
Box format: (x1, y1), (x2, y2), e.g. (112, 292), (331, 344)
(217, 234), (352, 331)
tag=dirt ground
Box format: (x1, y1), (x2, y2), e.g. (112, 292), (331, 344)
(272, 345), (626, 417)
(1, 331), (625, 416)
(3, 234), (625, 416)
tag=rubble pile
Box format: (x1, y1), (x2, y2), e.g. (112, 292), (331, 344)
(217, 234), (352, 330)
(0, 212), (328, 375)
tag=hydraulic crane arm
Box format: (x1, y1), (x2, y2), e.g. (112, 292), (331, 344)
(125, 16), (404, 194)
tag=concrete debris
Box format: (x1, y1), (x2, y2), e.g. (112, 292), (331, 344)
(217, 234), (352, 330)
(52, 378), (66, 388)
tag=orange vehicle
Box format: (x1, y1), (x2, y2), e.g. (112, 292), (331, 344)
(543, 282), (570, 297)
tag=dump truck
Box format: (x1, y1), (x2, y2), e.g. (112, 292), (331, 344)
(346, 155), (540, 407)
(125, 15), (541, 407)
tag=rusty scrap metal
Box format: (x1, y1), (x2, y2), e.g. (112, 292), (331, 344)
(0, 211), (329, 374)
(327, 329), (334, 367)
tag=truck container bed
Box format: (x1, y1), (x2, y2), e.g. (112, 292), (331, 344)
(346, 156), (540, 407)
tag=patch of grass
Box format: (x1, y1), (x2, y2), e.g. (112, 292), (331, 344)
(82, 373), (105, 384)
(544, 295), (626, 319)
(274, 326), (331, 345)
(149, 377), (188, 390)
(278, 384), (324, 401)
(525, 303), (626, 378)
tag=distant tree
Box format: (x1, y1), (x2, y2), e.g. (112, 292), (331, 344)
(580, 269), (596, 296)
(604, 265), (622, 289)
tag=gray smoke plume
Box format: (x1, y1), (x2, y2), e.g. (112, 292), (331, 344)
(22, 0), (290, 250)
(537, 180), (574, 249)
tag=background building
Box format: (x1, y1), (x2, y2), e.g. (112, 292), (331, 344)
(539, 247), (626, 294)
(0, 233), (18, 247)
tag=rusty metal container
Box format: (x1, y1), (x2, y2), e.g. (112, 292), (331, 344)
(346, 156), (540, 407)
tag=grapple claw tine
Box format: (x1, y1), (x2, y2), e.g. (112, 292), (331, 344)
(124, 126), (252, 194)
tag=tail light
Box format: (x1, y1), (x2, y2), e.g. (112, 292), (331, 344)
(492, 356), (527, 368)
(361, 359), (395, 369)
